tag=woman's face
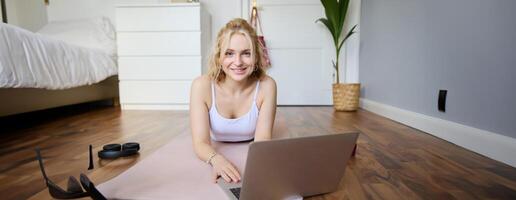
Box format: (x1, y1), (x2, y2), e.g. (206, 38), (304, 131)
(220, 33), (254, 82)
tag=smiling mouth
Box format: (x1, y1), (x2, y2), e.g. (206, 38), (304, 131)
(230, 67), (248, 74)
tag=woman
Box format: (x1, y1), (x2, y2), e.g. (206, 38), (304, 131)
(189, 18), (277, 184)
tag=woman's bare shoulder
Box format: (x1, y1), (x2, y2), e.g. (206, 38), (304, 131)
(192, 75), (211, 88)
(191, 75), (212, 95)
(259, 75), (277, 91)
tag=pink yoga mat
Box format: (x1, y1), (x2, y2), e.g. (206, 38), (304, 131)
(98, 117), (288, 199)
(97, 133), (249, 200)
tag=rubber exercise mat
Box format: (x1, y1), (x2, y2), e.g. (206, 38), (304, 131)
(97, 116), (287, 199)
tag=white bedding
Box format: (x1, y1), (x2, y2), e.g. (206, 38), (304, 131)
(37, 17), (117, 56)
(0, 20), (117, 90)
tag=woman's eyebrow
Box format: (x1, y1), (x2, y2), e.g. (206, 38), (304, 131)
(226, 49), (250, 51)
(225, 49), (251, 53)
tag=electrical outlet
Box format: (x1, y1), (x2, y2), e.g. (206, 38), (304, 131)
(438, 90), (447, 112)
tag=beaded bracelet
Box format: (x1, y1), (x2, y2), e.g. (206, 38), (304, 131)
(206, 152), (218, 165)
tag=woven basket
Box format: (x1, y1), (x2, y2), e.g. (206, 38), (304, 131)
(332, 83), (361, 111)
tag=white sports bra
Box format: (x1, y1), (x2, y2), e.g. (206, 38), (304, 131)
(209, 81), (260, 142)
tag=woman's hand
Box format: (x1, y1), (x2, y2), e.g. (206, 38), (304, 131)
(210, 155), (241, 183)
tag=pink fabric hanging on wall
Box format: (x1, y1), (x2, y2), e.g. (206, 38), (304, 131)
(249, 5), (272, 68)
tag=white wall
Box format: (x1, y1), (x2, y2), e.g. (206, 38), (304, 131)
(5, 0), (18, 25)
(47, 0), (179, 23)
(342, 0), (361, 83)
(47, 0), (116, 22)
(199, 0), (242, 40)
(5, 0), (47, 31)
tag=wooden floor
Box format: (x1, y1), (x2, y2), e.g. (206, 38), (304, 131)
(1, 104), (516, 199)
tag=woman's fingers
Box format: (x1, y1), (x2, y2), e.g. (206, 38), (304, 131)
(226, 165), (241, 182)
(210, 155), (241, 183)
(223, 167), (239, 182)
(220, 170), (231, 183)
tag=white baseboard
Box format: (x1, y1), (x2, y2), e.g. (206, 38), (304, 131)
(360, 98), (516, 168)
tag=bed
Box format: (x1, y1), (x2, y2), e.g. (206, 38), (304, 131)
(0, 17), (118, 117)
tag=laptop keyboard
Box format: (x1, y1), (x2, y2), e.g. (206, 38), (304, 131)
(230, 187), (241, 199)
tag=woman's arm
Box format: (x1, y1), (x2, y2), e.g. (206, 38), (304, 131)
(189, 77), (215, 162)
(189, 76), (241, 183)
(254, 76), (277, 141)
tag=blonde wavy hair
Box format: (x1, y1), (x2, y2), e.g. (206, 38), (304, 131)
(207, 18), (266, 82)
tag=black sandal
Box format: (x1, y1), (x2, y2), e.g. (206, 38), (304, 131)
(35, 148), (107, 200)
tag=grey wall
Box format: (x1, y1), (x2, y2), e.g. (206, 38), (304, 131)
(359, 0), (516, 138)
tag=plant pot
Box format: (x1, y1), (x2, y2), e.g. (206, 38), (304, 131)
(332, 83), (360, 111)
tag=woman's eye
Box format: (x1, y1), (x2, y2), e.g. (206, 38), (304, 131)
(225, 52), (234, 56)
(243, 52), (251, 56)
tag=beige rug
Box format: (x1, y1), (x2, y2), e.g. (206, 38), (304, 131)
(97, 116), (287, 200)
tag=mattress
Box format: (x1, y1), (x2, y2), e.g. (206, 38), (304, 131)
(0, 18), (117, 90)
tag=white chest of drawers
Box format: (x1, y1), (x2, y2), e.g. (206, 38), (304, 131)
(116, 3), (210, 110)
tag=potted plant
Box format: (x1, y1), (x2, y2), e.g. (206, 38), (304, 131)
(317, 0), (359, 111)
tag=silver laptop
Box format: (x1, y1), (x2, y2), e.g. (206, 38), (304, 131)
(217, 132), (359, 200)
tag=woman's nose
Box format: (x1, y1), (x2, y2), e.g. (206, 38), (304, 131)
(233, 55), (242, 66)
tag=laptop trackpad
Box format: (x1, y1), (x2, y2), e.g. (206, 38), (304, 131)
(217, 177), (243, 199)
(217, 177), (242, 187)
(217, 178), (305, 200)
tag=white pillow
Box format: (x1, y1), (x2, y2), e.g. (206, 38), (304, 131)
(37, 17), (116, 56)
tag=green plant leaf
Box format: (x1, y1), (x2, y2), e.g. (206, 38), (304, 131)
(342, 24), (358, 42)
(337, 24), (357, 52)
(320, 0), (339, 33)
(337, 0), (351, 38)
(319, 0), (354, 84)
(316, 18), (338, 44)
